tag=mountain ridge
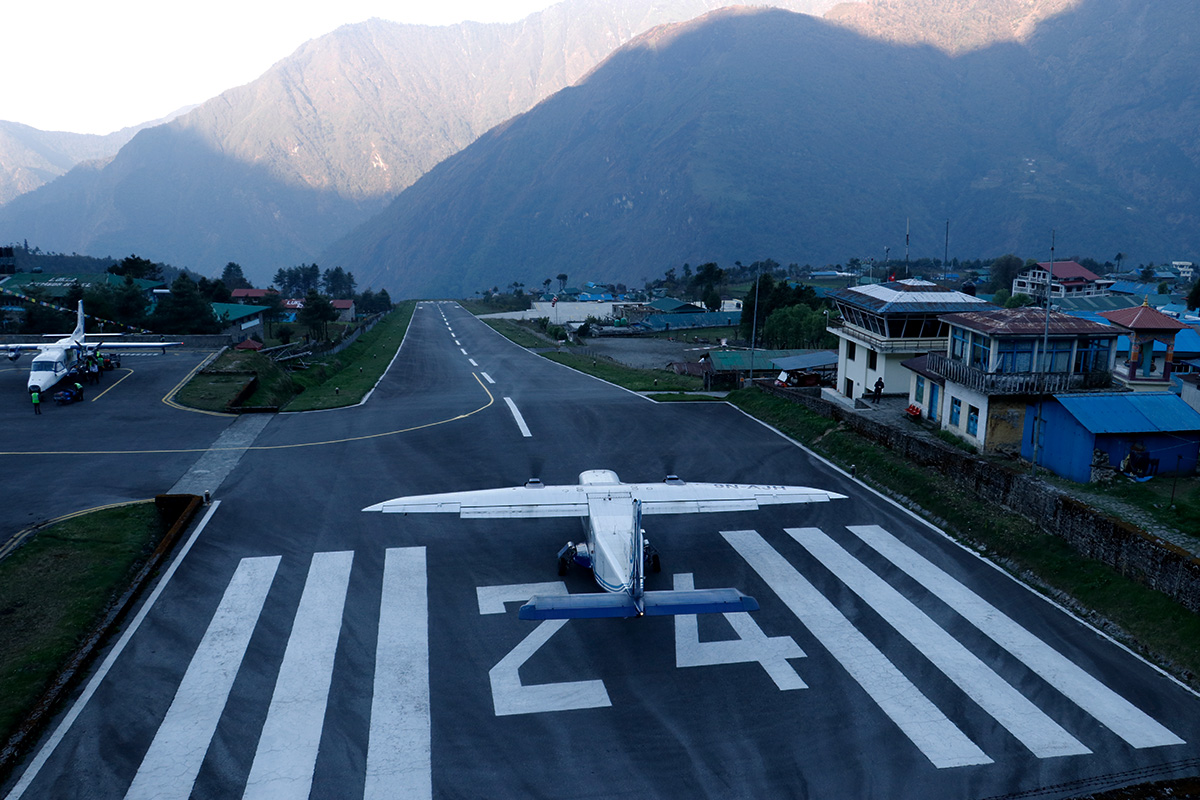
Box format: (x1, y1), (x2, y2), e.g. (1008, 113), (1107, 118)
(0, 0), (833, 280)
(321, 0), (1198, 298)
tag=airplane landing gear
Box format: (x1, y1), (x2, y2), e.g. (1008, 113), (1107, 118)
(644, 540), (661, 573)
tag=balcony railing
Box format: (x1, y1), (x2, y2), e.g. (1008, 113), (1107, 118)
(828, 324), (947, 354)
(927, 352), (1111, 395)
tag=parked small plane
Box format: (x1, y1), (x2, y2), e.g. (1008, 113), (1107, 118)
(365, 469), (845, 619)
(3, 301), (181, 393)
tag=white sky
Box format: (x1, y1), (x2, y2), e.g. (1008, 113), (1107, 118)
(3, 1), (559, 135)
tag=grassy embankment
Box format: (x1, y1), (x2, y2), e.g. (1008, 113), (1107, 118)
(482, 318), (704, 393)
(0, 502), (166, 752)
(480, 315), (1200, 685)
(174, 303), (415, 413)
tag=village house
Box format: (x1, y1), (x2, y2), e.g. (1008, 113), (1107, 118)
(907, 307), (1116, 453)
(827, 279), (992, 404)
(1011, 260), (1113, 300)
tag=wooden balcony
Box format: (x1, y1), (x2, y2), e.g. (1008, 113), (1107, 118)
(926, 352), (1111, 395)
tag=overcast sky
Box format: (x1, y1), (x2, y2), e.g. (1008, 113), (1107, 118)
(3, 0), (558, 135)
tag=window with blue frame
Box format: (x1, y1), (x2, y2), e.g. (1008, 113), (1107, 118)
(950, 397), (961, 426)
(950, 328), (969, 361)
(996, 340), (1035, 373)
(1045, 339), (1073, 372)
(966, 405), (979, 436)
(1074, 338), (1112, 373)
(970, 336), (991, 370)
(915, 375), (925, 403)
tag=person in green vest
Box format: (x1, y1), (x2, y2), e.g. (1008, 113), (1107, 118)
(31, 390), (41, 415)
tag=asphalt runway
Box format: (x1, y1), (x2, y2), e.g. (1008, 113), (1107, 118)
(4, 302), (1199, 799)
(0, 350), (233, 534)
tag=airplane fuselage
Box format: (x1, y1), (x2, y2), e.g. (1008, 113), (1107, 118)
(578, 470), (640, 597)
(27, 343), (78, 394)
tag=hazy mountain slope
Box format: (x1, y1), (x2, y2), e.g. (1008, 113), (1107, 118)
(322, 0), (1197, 299)
(0, 0), (832, 279)
(825, 0), (1080, 53)
(0, 109), (193, 205)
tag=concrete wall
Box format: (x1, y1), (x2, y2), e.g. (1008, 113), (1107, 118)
(759, 383), (1200, 613)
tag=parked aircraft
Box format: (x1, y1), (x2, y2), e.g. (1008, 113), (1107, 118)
(3, 301), (181, 393)
(365, 469), (845, 619)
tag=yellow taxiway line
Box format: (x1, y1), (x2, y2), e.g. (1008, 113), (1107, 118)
(0, 374), (496, 456)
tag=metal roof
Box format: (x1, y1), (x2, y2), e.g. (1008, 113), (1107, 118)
(705, 349), (811, 371)
(1053, 392), (1200, 434)
(941, 307), (1113, 336)
(1099, 303), (1189, 331)
(830, 280), (993, 314)
(772, 351), (838, 370)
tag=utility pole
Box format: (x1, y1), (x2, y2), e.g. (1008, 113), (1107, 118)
(749, 262), (761, 387)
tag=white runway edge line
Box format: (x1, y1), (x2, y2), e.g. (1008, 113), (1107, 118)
(365, 547), (431, 800)
(4, 502), (224, 800)
(469, 359), (478, 367)
(847, 525), (1185, 750)
(503, 397), (533, 437)
(243, 551), (354, 800)
(722, 529), (992, 769)
(124, 555), (281, 800)
(480, 373), (495, 384)
(787, 528), (1089, 759)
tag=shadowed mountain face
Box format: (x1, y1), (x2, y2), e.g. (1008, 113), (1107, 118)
(324, 0), (1200, 299)
(0, 0), (831, 281)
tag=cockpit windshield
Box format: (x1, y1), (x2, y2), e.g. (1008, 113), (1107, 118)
(31, 359), (62, 371)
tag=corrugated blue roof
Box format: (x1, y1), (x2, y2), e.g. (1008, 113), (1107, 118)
(1054, 392), (1200, 434)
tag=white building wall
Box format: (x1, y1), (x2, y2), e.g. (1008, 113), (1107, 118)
(941, 381), (990, 450)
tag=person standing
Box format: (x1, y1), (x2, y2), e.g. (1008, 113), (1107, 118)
(31, 390), (41, 414)
(873, 377), (884, 403)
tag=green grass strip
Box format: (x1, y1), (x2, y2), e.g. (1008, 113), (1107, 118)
(0, 502), (166, 746)
(283, 302), (415, 411)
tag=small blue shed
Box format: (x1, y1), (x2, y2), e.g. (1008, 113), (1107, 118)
(1022, 392), (1200, 482)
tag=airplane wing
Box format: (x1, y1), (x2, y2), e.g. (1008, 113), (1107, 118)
(625, 481), (846, 515)
(79, 340), (182, 350)
(363, 484), (589, 518)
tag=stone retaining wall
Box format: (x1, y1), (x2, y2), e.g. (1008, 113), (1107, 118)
(760, 383), (1200, 613)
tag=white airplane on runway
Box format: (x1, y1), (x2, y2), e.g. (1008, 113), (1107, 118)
(3, 301), (181, 393)
(365, 469), (845, 620)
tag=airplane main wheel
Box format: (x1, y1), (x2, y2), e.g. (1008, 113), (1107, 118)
(649, 553), (661, 573)
(557, 556), (569, 576)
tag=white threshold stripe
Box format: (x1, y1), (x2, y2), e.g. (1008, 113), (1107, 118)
(722, 529), (991, 769)
(480, 372), (495, 384)
(242, 551), (354, 800)
(6, 501), (224, 800)
(364, 547), (431, 800)
(125, 556), (281, 800)
(787, 528), (1089, 758)
(460, 348), (468, 356)
(503, 397), (532, 437)
(848, 525), (1185, 749)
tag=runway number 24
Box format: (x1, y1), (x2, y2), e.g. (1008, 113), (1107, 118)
(476, 577), (807, 717)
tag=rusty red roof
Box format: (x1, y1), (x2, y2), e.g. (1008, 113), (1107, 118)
(1098, 303), (1188, 331)
(1036, 260), (1102, 281)
(940, 307), (1114, 336)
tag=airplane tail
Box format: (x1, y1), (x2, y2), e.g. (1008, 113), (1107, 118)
(518, 588), (759, 620)
(72, 300), (85, 341)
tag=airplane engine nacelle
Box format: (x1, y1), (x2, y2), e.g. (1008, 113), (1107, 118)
(6, 351), (19, 362)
